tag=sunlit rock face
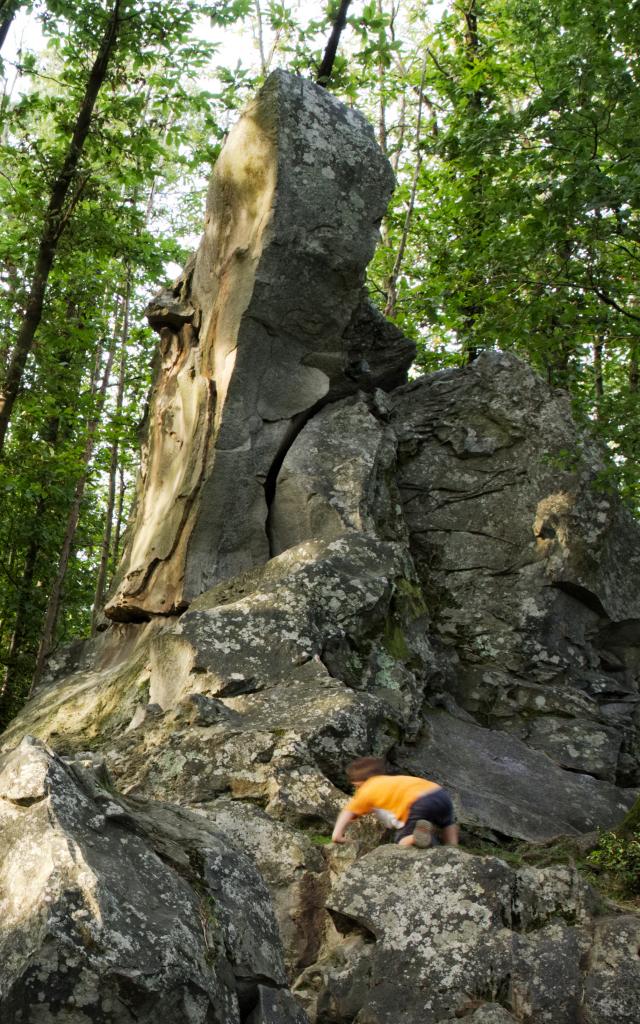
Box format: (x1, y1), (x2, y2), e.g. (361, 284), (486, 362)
(0, 737), (299, 1024)
(104, 70), (411, 622)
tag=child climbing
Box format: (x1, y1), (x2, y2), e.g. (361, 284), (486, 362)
(331, 756), (459, 848)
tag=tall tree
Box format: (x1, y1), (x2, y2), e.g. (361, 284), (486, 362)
(0, 0), (122, 451)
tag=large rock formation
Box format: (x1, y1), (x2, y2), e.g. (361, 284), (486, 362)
(1, 71), (639, 1023)
(103, 70), (412, 622)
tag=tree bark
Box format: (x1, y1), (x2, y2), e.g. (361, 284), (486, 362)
(384, 55), (428, 318)
(0, 0), (122, 453)
(630, 341), (639, 393)
(113, 461), (127, 567)
(593, 337), (604, 418)
(460, 0), (484, 362)
(92, 276), (130, 627)
(317, 0), (352, 86)
(0, 0), (20, 55)
(31, 338), (116, 689)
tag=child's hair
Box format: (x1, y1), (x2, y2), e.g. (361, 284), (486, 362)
(346, 756), (387, 783)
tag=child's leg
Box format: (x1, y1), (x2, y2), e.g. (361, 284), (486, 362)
(441, 823), (459, 846)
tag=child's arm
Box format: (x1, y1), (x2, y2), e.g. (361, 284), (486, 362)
(332, 807), (357, 843)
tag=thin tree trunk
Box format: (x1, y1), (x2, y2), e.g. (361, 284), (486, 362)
(92, 275), (131, 627)
(113, 461), (127, 566)
(0, 0), (121, 453)
(317, 0), (352, 86)
(31, 339), (116, 689)
(0, 408), (61, 718)
(460, 0), (484, 363)
(384, 55), (428, 318)
(630, 341), (639, 393)
(376, 0), (388, 155)
(0, 0), (20, 54)
(253, 0), (267, 76)
(593, 337), (604, 419)
(0, 528), (40, 718)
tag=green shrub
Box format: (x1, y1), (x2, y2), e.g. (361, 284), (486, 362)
(587, 829), (640, 897)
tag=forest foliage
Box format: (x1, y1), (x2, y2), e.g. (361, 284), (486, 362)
(0, 0), (638, 723)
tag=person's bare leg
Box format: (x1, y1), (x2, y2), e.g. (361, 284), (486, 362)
(398, 835), (415, 846)
(441, 824), (459, 846)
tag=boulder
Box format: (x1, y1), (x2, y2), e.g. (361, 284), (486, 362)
(0, 737), (303, 1023)
(396, 707), (635, 841)
(393, 352), (640, 786)
(295, 845), (636, 1024)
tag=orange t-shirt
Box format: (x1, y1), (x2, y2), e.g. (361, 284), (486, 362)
(346, 774), (441, 828)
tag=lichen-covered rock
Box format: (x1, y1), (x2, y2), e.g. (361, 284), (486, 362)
(100, 533), (433, 808)
(270, 392), (404, 555)
(393, 351), (640, 787)
(295, 845), (639, 1024)
(197, 799), (330, 973)
(104, 70), (412, 622)
(0, 737), (305, 1023)
(581, 915), (640, 1023)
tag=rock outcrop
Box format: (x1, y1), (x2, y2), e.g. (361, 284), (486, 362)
(1, 70), (640, 1024)
(103, 70), (412, 623)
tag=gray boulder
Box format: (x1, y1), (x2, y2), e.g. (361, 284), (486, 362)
(295, 845), (636, 1024)
(393, 351), (640, 787)
(0, 736), (304, 1024)
(396, 707), (635, 841)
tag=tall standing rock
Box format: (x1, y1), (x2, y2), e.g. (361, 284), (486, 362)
(104, 70), (411, 622)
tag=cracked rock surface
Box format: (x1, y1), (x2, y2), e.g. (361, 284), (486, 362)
(0, 737), (298, 1023)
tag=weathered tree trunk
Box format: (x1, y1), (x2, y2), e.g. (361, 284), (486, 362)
(317, 0), (352, 86)
(0, 0), (121, 453)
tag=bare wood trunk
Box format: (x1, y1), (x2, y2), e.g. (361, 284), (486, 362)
(0, 0), (121, 453)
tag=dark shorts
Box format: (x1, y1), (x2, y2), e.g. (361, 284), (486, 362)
(394, 788), (455, 843)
